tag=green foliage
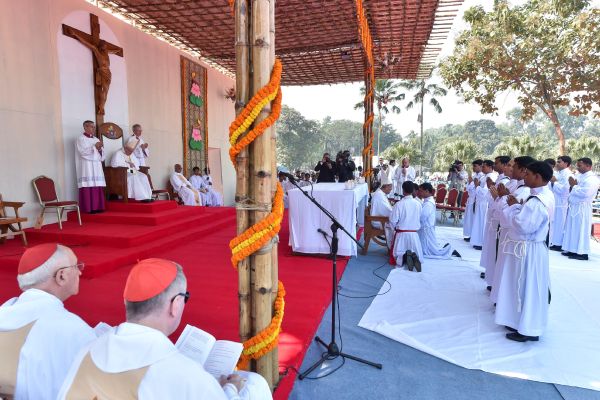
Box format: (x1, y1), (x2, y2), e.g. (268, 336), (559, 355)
(433, 139), (482, 171)
(492, 135), (551, 160)
(381, 143), (419, 163)
(566, 136), (600, 161)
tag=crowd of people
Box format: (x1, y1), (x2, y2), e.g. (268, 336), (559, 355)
(370, 154), (600, 343)
(0, 245), (271, 399)
(75, 120), (222, 212)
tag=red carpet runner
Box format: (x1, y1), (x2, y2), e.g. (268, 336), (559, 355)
(0, 203), (347, 399)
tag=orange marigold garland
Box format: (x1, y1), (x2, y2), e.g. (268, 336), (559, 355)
(229, 57), (285, 369)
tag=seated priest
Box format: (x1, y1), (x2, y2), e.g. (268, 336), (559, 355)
(389, 181), (424, 269)
(110, 138), (153, 202)
(189, 166), (210, 206)
(370, 172), (394, 248)
(203, 167), (224, 206)
(417, 183), (461, 259)
(0, 244), (95, 400)
(170, 164), (202, 206)
(58, 258), (272, 400)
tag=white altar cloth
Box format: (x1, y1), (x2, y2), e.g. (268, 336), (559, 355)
(288, 183), (368, 256)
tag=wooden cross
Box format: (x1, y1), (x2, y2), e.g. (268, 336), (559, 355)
(62, 13), (124, 127)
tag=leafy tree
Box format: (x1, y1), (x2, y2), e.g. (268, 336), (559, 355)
(355, 79), (405, 155)
(276, 105), (323, 169)
(380, 143), (419, 164)
(440, 0), (600, 155)
(566, 136), (600, 161)
(433, 138), (481, 171)
(492, 135), (552, 160)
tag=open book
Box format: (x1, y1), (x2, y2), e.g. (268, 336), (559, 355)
(175, 324), (243, 379)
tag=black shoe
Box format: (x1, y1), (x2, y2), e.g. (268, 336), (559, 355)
(480, 272), (485, 279)
(486, 286), (492, 292)
(549, 245), (562, 251)
(405, 251), (415, 271)
(506, 332), (539, 342)
(464, 237), (471, 242)
(568, 253), (589, 260)
(452, 250), (461, 257)
(141, 199), (152, 203)
(561, 251), (574, 257)
(505, 326), (517, 332)
(473, 245), (482, 250)
(413, 254), (422, 272)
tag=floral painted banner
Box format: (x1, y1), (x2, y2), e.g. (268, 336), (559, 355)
(181, 56), (208, 176)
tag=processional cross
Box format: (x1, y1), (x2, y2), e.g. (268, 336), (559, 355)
(62, 14), (124, 126)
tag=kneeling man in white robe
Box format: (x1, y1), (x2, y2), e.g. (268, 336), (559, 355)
(58, 258), (272, 400)
(0, 244), (95, 400)
(110, 139), (153, 201)
(417, 183), (460, 259)
(389, 181), (423, 268)
(370, 173), (394, 249)
(170, 164), (202, 206)
(495, 161), (555, 342)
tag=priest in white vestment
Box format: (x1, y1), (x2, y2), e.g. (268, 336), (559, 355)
(0, 244), (95, 400)
(561, 158), (600, 260)
(110, 139), (153, 202)
(463, 160), (484, 240)
(189, 166), (211, 206)
(370, 173), (394, 248)
(495, 161), (555, 342)
(470, 160), (497, 250)
(549, 156), (573, 250)
(393, 158), (416, 194)
(170, 164), (202, 206)
(389, 181), (423, 266)
(75, 120), (106, 213)
(128, 123), (150, 167)
(417, 183), (460, 259)
(58, 258), (272, 400)
(204, 167), (224, 206)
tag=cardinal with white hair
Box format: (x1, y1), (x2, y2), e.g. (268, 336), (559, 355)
(0, 244), (95, 400)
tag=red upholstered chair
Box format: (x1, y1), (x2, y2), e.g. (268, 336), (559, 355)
(434, 186), (447, 206)
(32, 176), (81, 230)
(440, 188), (459, 223)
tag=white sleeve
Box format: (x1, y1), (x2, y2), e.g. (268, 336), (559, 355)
(76, 137), (101, 161)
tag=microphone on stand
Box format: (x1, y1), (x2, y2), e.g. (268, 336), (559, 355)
(281, 172), (297, 182)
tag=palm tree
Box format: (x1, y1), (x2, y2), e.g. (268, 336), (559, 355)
(433, 138), (481, 171)
(399, 80), (447, 174)
(355, 79), (405, 156)
(381, 142), (419, 162)
(492, 135), (551, 160)
(566, 136), (600, 161)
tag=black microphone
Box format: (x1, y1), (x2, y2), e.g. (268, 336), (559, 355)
(317, 228), (326, 235)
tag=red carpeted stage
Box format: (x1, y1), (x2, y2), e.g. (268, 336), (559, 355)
(0, 201), (347, 399)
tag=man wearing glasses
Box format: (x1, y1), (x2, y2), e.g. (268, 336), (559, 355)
(0, 243), (95, 400)
(59, 258), (271, 399)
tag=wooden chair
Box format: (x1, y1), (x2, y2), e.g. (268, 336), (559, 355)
(167, 181), (183, 205)
(139, 167), (170, 201)
(0, 194), (28, 245)
(103, 166), (129, 201)
(32, 176), (81, 230)
(362, 205), (389, 255)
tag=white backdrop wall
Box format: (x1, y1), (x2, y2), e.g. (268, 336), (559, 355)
(0, 0), (236, 229)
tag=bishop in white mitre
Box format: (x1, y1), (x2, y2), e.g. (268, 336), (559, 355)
(0, 244), (95, 400)
(370, 172), (394, 247)
(561, 157), (600, 260)
(417, 183), (459, 259)
(495, 161), (555, 342)
(75, 120), (106, 213)
(110, 138), (153, 201)
(548, 156), (573, 250)
(129, 123), (150, 167)
(463, 160), (484, 240)
(171, 164), (202, 206)
(58, 259), (272, 400)
(389, 181), (423, 265)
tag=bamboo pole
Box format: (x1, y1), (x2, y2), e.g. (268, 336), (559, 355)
(235, 0), (252, 346)
(268, 0), (280, 387)
(250, 0), (275, 388)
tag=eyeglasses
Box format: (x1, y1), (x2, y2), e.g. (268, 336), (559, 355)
(170, 291), (190, 304)
(53, 263), (85, 277)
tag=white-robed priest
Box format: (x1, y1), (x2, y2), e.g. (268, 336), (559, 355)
(0, 244), (95, 400)
(128, 123), (150, 167)
(463, 159), (484, 241)
(203, 167), (224, 206)
(189, 166), (211, 206)
(389, 181), (423, 268)
(494, 161), (555, 342)
(110, 137), (153, 202)
(548, 155), (573, 250)
(470, 159), (497, 250)
(560, 157), (600, 260)
(417, 183), (460, 259)
(370, 172), (394, 248)
(75, 120), (106, 213)
(170, 164), (203, 206)
(58, 258), (272, 400)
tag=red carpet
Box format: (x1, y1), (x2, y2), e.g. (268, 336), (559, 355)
(0, 202), (347, 399)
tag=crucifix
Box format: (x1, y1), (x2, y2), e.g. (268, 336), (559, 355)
(62, 13), (123, 127)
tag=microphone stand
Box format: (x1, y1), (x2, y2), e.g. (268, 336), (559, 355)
(284, 177), (382, 380)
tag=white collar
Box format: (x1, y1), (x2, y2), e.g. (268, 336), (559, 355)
(0, 289), (64, 330)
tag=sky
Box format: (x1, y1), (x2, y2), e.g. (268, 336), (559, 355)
(281, 0), (520, 138)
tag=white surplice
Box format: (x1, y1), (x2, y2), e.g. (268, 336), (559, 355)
(490, 181), (530, 303)
(549, 168), (572, 246)
(58, 322), (271, 400)
(480, 174), (510, 284)
(128, 135), (150, 167)
(418, 196), (453, 259)
(463, 171), (484, 238)
(110, 149), (152, 201)
(188, 175), (210, 206)
(203, 175), (224, 206)
(469, 172), (497, 247)
(75, 134), (106, 188)
(389, 196), (423, 263)
(170, 173), (202, 206)
(562, 170), (600, 255)
(494, 186), (554, 337)
(0, 289), (95, 400)
(393, 166), (416, 191)
(370, 188), (394, 247)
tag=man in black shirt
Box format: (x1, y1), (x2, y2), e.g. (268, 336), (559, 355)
(337, 150), (356, 182)
(314, 153), (337, 182)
